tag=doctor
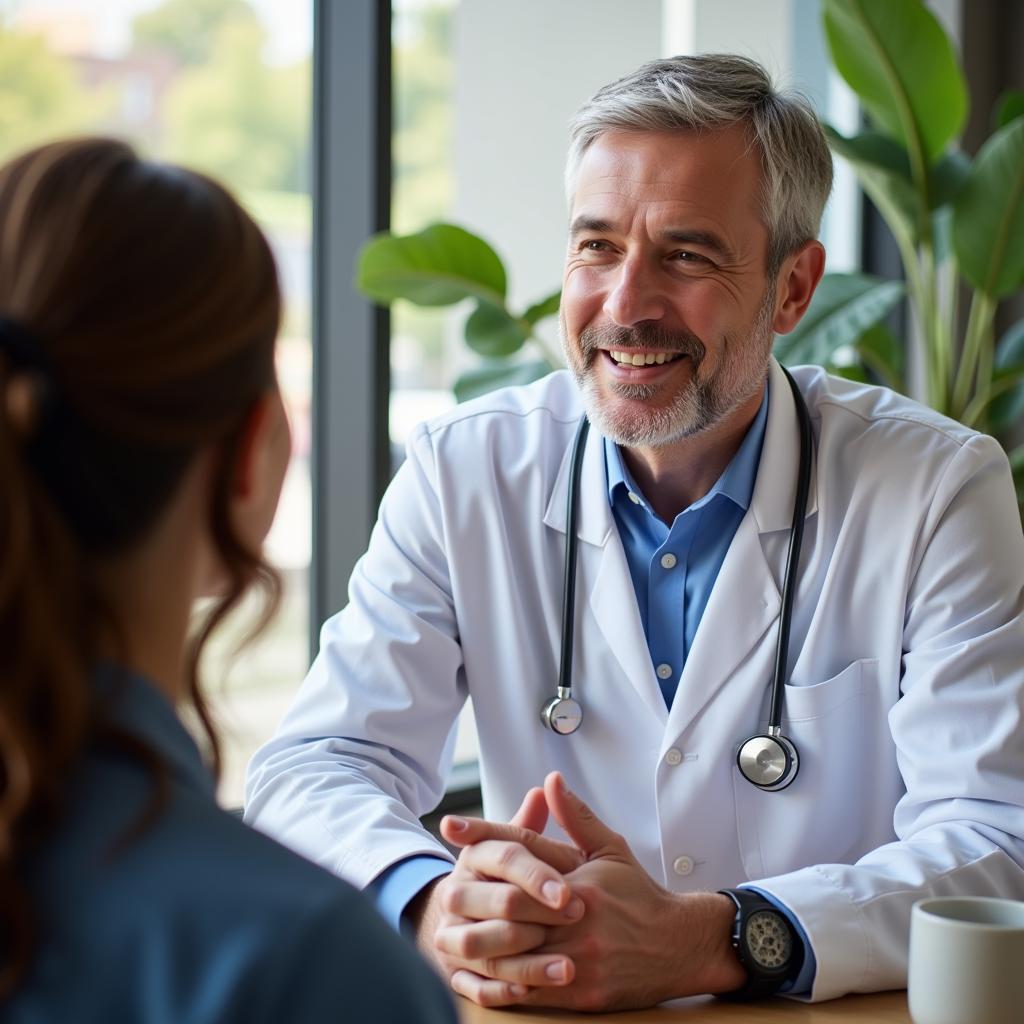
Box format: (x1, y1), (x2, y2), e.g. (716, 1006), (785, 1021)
(246, 54), (1024, 1010)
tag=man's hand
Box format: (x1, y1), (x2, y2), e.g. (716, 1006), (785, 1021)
(446, 772), (747, 1012)
(408, 787), (587, 1007)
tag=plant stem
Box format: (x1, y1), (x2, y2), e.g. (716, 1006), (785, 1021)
(952, 289), (997, 421)
(918, 241), (946, 410)
(960, 373), (1021, 427)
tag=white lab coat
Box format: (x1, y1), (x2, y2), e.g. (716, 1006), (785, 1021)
(246, 359), (1024, 1001)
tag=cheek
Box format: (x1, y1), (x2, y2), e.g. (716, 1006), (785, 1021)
(561, 267), (605, 330)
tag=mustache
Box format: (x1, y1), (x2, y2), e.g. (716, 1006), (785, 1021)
(579, 322), (706, 364)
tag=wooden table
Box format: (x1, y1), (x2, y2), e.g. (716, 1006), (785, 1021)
(459, 990), (909, 1022)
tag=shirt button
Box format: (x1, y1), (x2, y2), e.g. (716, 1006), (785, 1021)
(665, 748), (683, 766)
(660, 552), (677, 569)
(673, 855), (695, 876)
(656, 663), (673, 680)
(627, 491), (641, 505)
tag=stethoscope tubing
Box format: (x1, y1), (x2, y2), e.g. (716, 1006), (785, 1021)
(546, 365), (814, 790)
(558, 414), (590, 695)
(767, 367), (813, 732)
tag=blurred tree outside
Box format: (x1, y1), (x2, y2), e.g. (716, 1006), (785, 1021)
(135, 1), (310, 196)
(391, 2), (455, 392)
(0, 26), (113, 159)
(133, 0), (252, 67)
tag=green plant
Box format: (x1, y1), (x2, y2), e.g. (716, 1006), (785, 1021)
(357, 223), (562, 402)
(779, 0), (1023, 504)
(356, 0), (1023, 503)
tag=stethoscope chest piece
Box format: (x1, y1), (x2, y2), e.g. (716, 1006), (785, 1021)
(541, 690), (583, 735)
(737, 730), (799, 791)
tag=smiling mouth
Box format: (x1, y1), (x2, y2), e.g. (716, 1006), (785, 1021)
(606, 350), (687, 367)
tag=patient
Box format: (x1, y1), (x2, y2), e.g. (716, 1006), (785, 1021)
(0, 139), (455, 1023)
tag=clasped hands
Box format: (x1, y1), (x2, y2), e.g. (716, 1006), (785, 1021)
(411, 771), (744, 1011)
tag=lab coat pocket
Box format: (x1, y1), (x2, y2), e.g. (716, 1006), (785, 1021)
(732, 658), (877, 881)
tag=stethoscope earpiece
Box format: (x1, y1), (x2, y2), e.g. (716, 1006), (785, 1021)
(541, 367), (813, 795)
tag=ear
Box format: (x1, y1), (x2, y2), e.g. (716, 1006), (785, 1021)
(228, 389), (291, 555)
(771, 240), (826, 335)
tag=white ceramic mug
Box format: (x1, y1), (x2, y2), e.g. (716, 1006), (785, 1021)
(908, 896), (1024, 1024)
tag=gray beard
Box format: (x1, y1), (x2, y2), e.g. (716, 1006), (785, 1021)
(563, 294), (774, 448)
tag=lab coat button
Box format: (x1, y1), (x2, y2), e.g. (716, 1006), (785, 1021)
(665, 748), (683, 766)
(673, 855), (694, 876)
(656, 663), (673, 680)
(660, 553), (677, 569)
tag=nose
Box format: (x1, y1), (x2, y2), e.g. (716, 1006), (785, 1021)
(602, 255), (667, 327)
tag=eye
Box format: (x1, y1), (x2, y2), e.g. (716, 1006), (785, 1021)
(582, 239), (610, 252)
(673, 250), (710, 264)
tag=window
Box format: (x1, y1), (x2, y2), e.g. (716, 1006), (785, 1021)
(1, 0), (313, 806)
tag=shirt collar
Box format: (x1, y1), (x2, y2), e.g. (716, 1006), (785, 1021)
(94, 664), (216, 799)
(605, 384), (769, 515)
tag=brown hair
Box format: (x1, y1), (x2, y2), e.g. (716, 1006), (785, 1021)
(0, 138), (282, 995)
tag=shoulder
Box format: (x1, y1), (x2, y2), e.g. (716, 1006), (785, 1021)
(785, 366), (1016, 539)
(103, 794), (455, 1021)
(793, 365), (973, 443)
(792, 364), (1005, 471)
(411, 369), (582, 453)
(257, 880), (457, 1023)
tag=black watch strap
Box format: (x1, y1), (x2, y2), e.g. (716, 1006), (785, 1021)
(716, 889), (804, 1002)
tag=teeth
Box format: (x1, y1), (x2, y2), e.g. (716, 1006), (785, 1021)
(609, 350), (681, 367)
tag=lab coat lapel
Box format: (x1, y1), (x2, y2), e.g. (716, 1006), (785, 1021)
(543, 421), (668, 725)
(666, 359), (818, 738)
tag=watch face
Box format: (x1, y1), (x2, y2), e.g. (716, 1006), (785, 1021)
(745, 910), (792, 970)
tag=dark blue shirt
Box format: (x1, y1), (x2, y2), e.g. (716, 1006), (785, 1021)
(10, 669), (456, 1024)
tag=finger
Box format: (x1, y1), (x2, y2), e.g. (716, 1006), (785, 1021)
(448, 970), (528, 1008)
(460, 839), (573, 908)
(435, 917), (546, 960)
(510, 786), (549, 833)
(442, 816), (584, 874)
(544, 771), (621, 856)
(466, 953), (574, 988)
(442, 879), (586, 925)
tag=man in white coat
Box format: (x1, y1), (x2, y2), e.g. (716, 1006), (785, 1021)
(245, 55), (1024, 1009)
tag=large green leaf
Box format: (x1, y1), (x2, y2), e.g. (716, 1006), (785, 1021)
(855, 322), (905, 391)
(357, 223), (507, 307)
(989, 319), (1024, 433)
(930, 150), (972, 209)
(995, 89), (1024, 130)
(774, 272), (905, 366)
(823, 0), (967, 164)
(996, 318), (1024, 369)
(522, 289), (561, 326)
(824, 126), (919, 253)
(986, 366), (1024, 435)
(465, 301), (531, 358)
(952, 118), (1024, 298)
(454, 359), (553, 403)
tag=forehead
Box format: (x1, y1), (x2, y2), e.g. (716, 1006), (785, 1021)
(570, 126), (766, 233)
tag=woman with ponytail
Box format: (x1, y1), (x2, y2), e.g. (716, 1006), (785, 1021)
(0, 138), (455, 1024)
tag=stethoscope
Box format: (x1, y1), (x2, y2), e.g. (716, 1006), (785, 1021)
(541, 366), (813, 792)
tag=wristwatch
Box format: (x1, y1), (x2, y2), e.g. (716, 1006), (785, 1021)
(716, 889), (804, 1001)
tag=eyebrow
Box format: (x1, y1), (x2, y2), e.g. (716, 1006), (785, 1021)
(568, 216), (736, 262)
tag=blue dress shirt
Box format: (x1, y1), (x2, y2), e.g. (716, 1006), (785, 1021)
(374, 386), (815, 995)
(605, 388), (768, 707)
(11, 668), (455, 1024)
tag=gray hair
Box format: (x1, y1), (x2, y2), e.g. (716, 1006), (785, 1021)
(566, 54), (833, 276)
